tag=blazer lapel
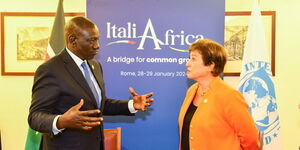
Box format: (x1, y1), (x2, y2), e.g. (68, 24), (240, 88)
(180, 83), (198, 122)
(87, 61), (104, 90)
(61, 50), (98, 108)
(87, 60), (105, 109)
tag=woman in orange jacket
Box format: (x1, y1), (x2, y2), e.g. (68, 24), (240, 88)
(178, 39), (260, 150)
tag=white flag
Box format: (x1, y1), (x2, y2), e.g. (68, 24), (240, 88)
(238, 0), (282, 149)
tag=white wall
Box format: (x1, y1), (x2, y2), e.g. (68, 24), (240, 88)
(225, 0), (300, 149)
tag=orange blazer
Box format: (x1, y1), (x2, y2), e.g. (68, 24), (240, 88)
(178, 77), (260, 150)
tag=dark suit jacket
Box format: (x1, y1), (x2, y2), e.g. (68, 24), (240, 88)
(28, 49), (132, 150)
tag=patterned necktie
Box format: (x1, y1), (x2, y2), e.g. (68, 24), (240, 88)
(81, 62), (101, 108)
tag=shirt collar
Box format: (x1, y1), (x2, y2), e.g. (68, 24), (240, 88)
(65, 48), (85, 68)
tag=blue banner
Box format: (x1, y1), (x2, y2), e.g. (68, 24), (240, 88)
(87, 0), (224, 149)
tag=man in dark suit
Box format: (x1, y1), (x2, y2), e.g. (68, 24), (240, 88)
(28, 16), (154, 150)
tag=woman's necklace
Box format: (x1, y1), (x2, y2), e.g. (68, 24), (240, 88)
(198, 87), (210, 97)
(194, 86), (210, 106)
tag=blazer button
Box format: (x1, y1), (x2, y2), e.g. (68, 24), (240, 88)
(190, 137), (194, 141)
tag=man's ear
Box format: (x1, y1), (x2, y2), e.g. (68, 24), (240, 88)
(68, 35), (76, 46)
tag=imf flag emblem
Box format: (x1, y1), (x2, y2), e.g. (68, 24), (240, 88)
(239, 67), (280, 145)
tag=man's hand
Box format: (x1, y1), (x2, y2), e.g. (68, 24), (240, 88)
(57, 99), (103, 131)
(129, 87), (154, 111)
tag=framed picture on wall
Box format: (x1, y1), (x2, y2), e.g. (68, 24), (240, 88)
(1, 12), (85, 76)
(224, 11), (276, 76)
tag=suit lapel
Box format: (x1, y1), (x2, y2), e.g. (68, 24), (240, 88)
(87, 60), (104, 91)
(180, 83), (198, 121)
(61, 50), (98, 108)
(87, 60), (105, 110)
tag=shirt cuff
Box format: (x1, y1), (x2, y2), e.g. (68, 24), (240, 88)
(128, 100), (138, 113)
(52, 115), (65, 135)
